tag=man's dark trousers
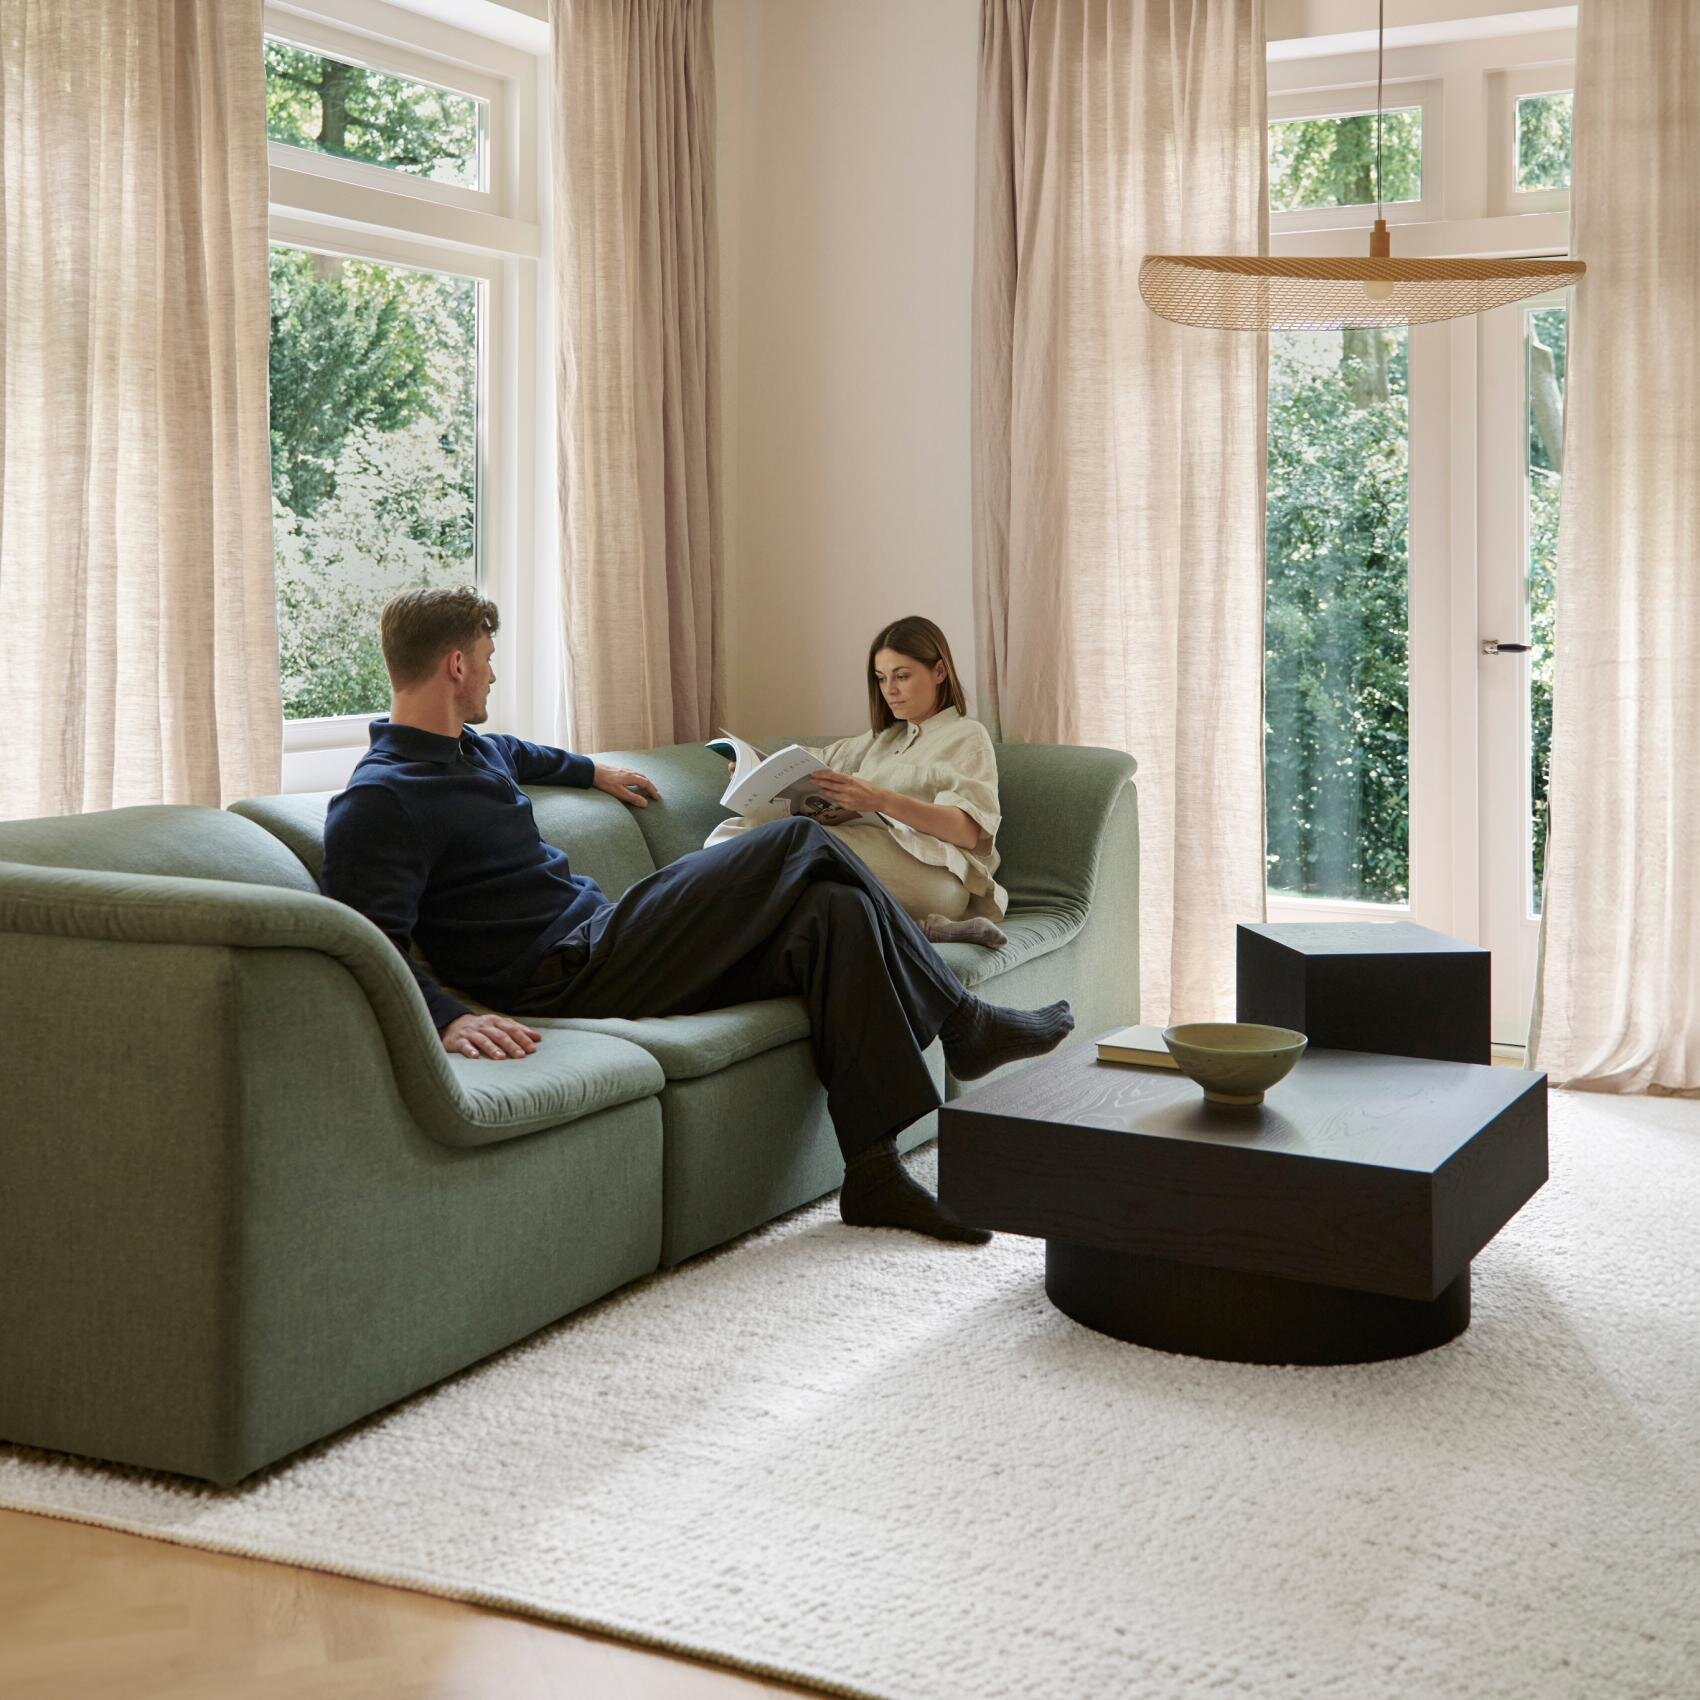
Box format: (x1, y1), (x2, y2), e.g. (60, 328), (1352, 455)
(507, 818), (966, 1158)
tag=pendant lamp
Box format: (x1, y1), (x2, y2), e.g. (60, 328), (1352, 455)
(1139, 1), (1583, 331)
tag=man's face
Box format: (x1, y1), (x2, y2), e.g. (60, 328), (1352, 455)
(455, 632), (496, 725)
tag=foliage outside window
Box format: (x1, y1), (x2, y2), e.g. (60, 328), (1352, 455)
(1526, 305), (1568, 910)
(266, 36), (487, 722)
(1265, 328), (1411, 905)
(1269, 109), (1421, 213)
(270, 250), (479, 722)
(265, 39), (483, 188)
(1516, 92), (1572, 192)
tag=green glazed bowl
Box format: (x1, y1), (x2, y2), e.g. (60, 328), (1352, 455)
(1161, 1022), (1308, 1106)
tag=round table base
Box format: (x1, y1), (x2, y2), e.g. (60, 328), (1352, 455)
(1045, 1240), (1471, 1366)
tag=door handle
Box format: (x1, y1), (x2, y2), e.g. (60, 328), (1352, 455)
(1480, 639), (1534, 655)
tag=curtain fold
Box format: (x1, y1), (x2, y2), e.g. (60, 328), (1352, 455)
(0, 0), (280, 818)
(972, 0), (1268, 1026)
(1529, 0), (1700, 1093)
(551, 0), (723, 752)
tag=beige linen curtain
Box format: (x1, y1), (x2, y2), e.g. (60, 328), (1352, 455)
(1529, 0), (1700, 1093)
(973, 0), (1268, 1026)
(0, 0), (280, 819)
(551, 0), (722, 751)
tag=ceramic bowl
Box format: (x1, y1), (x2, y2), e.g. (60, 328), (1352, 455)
(1161, 1022), (1308, 1106)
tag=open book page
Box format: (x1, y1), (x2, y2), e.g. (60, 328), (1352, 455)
(708, 732), (890, 828)
(704, 730), (769, 790)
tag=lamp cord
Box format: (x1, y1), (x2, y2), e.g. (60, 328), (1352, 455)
(1376, 0), (1385, 221)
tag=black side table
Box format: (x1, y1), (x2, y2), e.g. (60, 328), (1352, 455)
(1236, 920), (1491, 1065)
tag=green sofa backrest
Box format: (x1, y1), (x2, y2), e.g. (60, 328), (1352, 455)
(588, 743), (744, 871)
(601, 735), (1137, 921)
(988, 741), (1137, 918)
(0, 734), (1136, 924)
(0, 804), (319, 893)
(225, 730), (1135, 920)
(230, 778), (664, 901)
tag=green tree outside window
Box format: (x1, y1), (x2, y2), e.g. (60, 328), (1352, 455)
(1516, 92), (1572, 192)
(266, 39), (484, 722)
(265, 41), (481, 188)
(1269, 109), (1421, 213)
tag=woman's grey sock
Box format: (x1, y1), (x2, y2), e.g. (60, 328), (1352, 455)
(921, 913), (1009, 950)
(940, 994), (1075, 1081)
(839, 1138), (992, 1245)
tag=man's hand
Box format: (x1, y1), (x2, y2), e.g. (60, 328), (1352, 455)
(440, 1012), (543, 1060)
(593, 763), (661, 808)
(809, 769), (890, 816)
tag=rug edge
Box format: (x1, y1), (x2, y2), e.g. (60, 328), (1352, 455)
(0, 1486), (897, 1700)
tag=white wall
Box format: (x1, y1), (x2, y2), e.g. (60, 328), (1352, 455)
(715, 0), (980, 743)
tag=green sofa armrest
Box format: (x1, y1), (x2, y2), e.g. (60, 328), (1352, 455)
(0, 860), (662, 1147)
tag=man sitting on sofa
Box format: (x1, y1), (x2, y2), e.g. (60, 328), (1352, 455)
(321, 585), (1075, 1246)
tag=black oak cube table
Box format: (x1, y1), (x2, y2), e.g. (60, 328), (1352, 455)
(938, 1040), (1547, 1366)
(1237, 921), (1491, 1065)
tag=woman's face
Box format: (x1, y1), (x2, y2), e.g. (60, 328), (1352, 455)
(873, 648), (948, 723)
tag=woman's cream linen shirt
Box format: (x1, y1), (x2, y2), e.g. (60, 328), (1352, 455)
(807, 707), (1008, 918)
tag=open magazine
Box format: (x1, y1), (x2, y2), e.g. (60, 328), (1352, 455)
(706, 730), (892, 828)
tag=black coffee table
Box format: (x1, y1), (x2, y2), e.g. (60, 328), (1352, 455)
(937, 1039), (1547, 1365)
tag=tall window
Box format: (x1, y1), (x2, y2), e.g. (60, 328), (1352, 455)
(1265, 328), (1410, 904)
(1262, 109), (1416, 905)
(269, 249), (479, 720)
(264, 1), (541, 745)
(1268, 22), (1576, 1042)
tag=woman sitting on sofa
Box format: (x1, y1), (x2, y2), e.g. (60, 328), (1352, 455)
(708, 615), (1010, 950)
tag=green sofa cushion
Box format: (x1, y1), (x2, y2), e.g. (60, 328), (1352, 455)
(534, 997), (813, 1081)
(930, 907), (1086, 989)
(0, 804), (318, 894)
(433, 1025), (664, 1145)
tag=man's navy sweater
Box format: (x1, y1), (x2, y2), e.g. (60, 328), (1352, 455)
(322, 719), (609, 1029)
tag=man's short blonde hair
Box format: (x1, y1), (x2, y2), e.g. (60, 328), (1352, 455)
(379, 585), (501, 689)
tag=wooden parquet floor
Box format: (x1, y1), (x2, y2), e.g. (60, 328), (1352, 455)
(0, 1509), (814, 1700)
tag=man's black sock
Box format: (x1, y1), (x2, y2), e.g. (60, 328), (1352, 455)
(940, 993), (1075, 1081)
(839, 1138), (992, 1245)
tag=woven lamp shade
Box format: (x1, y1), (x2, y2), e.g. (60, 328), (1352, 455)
(1139, 251), (1586, 331)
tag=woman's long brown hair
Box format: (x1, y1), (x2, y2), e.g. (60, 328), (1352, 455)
(866, 616), (969, 734)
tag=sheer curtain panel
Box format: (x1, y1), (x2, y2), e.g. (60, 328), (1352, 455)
(1530, 0), (1700, 1093)
(551, 0), (723, 751)
(0, 0), (280, 818)
(972, 0), (1268, 1026)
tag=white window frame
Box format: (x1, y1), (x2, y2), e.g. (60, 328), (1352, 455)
(1268, 79), (1444, 235)
(264, 13), (502, 201)
(1488, 65), (1576, 216)
(266, 0), (553, 791)
(1262, 20), (1575, 1045)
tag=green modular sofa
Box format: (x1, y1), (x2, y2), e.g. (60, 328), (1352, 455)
(0, 738), (1137, 1484)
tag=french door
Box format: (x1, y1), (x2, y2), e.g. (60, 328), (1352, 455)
(1478, 294), (1569, 1044)
(1263, 290), (1573, 1050)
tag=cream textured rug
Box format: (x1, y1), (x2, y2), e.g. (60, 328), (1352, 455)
(3, 1088), (1698, 1700)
